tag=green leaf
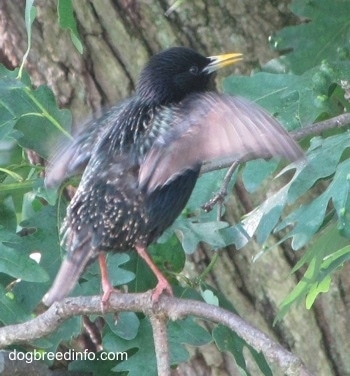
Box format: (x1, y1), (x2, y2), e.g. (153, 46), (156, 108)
(276, 223), (349, 322)
(14, 86), (72, 158)
(0, 196), (17, 231)
(0, 239), (49, 283)
(10, 204), (64, 312)
(151, 234), (185, 276)
(278, 157), (350, 249)
(104, 317), (211, 376)
(337, 176), (350, 238)
(0, 285), (31, 325)
(103, 318), (156, 376)
(285, 134), (350, 202)
(224, 62), (350, 130)
(201, 289), (219, 306)
(270, 0), (350, 74)
(175, 219), (228, 254)
(321, 245), (350, 275)
(105, 311), (140, 340)
(160, 168), (238, 254)
(305, 276), (331, 309)
(18, 0), (37, 78)
(223, 166), (298, 250)
(33, 178), (58, 206)
(69, 355), (118, 376)
(213, 324), (272, 376)
(168, 317), (211, 362)
(58, 0), (84, 54)
(228, 131), (350, 253)
(0, 72), (72, 159)
(0, 167), (24, 182)
(34, 317), (82, 352)
(242, 159), (279, 193)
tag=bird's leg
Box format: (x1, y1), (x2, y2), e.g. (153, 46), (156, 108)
(201, 160), (240, 213)
(99, 253), (120, 308)
(135, 245), (173, 302)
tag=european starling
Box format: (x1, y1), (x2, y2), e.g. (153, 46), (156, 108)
(43, 47), (303, 306)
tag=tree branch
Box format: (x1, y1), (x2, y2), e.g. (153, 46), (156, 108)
(201, 160), (240, 212)
(149, 313), (170, 376)
(290, 112), (350, 140)
(0, 292), (314, 376)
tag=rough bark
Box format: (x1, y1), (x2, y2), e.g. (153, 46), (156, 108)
(0, 1), (347, 375)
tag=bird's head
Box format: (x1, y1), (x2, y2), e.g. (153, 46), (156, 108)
(136, 47), (242, 105)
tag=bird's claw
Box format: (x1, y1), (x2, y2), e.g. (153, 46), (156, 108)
(100, 286), (121, 312)
(151, 277), (173, 303)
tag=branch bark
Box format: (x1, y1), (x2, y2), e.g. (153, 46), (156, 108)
(290, 112), (350, 140)
(0, 292), (314, 376)
(149, 313), (170, 376)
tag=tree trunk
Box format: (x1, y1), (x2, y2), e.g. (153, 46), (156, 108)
(0, 1), (347, 375)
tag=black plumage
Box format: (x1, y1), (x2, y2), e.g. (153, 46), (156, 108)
(43, 47), (303, 306)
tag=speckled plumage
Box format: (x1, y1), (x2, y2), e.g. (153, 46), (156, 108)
(43, 47), (303, 306)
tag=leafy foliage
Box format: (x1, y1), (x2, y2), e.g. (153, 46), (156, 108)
(1, 0), (350, 375)
(224, 61), (350, 128)
(57, 0), (83, 54)
(223, 0), (350, 319)
(103, 316), (211, 376)
(275, 222), (350, 322)
(269, 0), (350, 74)
(214, 324), (272, 376)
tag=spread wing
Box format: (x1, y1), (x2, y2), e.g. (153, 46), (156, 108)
(139, 93), (303, 191)
(45, 131), (94, 187)
(45, 102), (127, 188)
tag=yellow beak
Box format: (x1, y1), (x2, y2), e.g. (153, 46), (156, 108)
(203, 52), (243, 74)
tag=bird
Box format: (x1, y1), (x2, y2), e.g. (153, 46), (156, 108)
(43, 46), (303, 306)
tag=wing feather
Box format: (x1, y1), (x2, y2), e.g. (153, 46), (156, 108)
(45, 102), (128, 187)
(139, 93), (303, 191)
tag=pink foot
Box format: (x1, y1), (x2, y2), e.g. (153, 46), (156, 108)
(101, 284), (121, 308)
(151, 275), (173, 302)
(134, 245), (173, 302)
(98, 253), (120, 311)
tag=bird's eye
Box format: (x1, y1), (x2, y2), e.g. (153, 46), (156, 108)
(189, 66), (199, 75)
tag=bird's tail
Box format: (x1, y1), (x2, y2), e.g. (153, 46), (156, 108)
(42, 245), (93, 306)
